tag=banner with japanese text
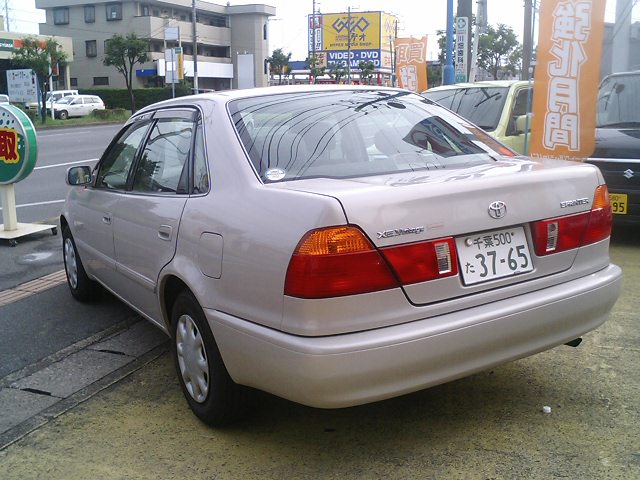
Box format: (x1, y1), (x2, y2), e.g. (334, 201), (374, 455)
(394, 37), (428, 93)
(529, 0), (606, 160)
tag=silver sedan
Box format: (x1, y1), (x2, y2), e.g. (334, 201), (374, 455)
(61, 85), (622, 426)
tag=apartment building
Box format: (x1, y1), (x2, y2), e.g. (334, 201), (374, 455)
(35, 0), (275, 90)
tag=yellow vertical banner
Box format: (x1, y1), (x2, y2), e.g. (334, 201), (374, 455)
(529, 0), (606, 160)
(394, 37), (428, 93)
(175, 47), (184, 80)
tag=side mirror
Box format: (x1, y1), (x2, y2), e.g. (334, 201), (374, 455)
(515, 114), (532, 134)
(66, 166), (92, 186)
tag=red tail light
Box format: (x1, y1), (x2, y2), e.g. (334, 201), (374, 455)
(284, 226), (399, 299)
(285, 226), (459, 299)
(531, 185), (612, 256)
(380, 237), (458, 284)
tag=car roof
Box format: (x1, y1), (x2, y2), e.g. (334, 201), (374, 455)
(135, 84), (411, 115)
(423, 80), (530, 93)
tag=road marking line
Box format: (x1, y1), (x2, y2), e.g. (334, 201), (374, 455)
(0, 200), (65, 211)
(0, 270), (67, 307)
(34, 159), (98, 171)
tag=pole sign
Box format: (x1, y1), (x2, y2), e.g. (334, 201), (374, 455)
(455, 17), (469, 83)
(395, 37), (429, 92)
(0, 105), (37, 185)
(529, 0), (605, 160)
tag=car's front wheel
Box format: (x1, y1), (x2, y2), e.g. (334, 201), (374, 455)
(62, 226), (100, 301)
(171, 291), (246, 426)
(58, 110), (68, 120)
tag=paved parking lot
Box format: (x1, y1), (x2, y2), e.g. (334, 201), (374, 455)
(0, 226), (637, 479)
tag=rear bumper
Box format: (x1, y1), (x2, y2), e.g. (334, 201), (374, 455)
(206, 264), (622, 408)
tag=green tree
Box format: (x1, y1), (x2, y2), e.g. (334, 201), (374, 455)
(12, 37), (68, 123)
(436, 30), (446, 64)
(103, 33), (149, 113)
(306, 55), (326, 84)
(328, 62), (347, 84)
(477, 24), (521, 80)
(358, 61), (375, 85)
(267, 48), (292, 85)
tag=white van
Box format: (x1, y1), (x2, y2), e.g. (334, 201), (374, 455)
(26, 89), (79, 110)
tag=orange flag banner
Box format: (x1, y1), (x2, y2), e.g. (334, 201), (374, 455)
(529, 0), (606, 160)
(395, 36), (428, 92)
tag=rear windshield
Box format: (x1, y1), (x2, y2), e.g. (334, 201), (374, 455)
(423, 86), (509, 131)
(229, 90), (497, 183)
(597, 74), (640, 128)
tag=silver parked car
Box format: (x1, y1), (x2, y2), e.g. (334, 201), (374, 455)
(62, 86), (622, 426)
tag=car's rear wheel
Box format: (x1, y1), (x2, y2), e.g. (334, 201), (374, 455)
(62, 226), (100, 301)
(171, 291), (246, 426)
(58, 110), (68, 120)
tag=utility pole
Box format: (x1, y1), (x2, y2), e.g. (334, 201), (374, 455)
(192, 0), (199, 93)
(456, 0), (472, 79)
(5, 0), (10, 32)
(347, 6), (351, 84)
(522, 0), (533, 80)
(311, 0), (316, 84)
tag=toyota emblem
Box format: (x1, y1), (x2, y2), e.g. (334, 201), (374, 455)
(488, 201), (507, 219)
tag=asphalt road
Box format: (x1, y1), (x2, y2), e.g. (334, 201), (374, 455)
(0, 124), (123, 225)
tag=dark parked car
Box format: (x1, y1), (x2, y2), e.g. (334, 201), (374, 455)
(586, 71), (640, 225)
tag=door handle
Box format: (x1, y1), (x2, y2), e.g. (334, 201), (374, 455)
(158, 224), (173, 241)
(102, 214), (111, 225)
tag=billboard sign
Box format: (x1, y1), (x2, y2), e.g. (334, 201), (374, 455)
(6, 69), (38, 104)
(326, 49), (382, 69)
(313, 12), (383, 51)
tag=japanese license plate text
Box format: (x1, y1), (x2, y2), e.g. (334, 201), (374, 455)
(456, 227), (534, 285)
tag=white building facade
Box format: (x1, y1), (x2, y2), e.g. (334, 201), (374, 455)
(35, 0), (275, 90)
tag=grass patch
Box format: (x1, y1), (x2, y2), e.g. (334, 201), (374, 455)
(30, 109), (131, 129)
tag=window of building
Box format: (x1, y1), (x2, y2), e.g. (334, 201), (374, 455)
(264, 23), (267, 40)
(54, 8), (69, 25)
(70, 78), (78, 87)
(141, 4), (150, 16)
(93, 76), (110, 86)
(104, 39), (111, 52)
(203, 14), (227, 27)
(106, 3), (123, 21)
(86, 40), (97, 57)
(84, 5), (95, 23)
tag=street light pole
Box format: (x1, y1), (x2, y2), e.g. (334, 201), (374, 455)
(443, 0), (455, 85)
(192, 0), (199, 93)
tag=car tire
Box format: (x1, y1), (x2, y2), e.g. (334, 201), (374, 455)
(171, 290), (246, 427)
(62, 226), (100, 302)
(58, 110), (68, 120)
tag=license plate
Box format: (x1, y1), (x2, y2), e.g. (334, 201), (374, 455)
(610, 193), (628, 215)
(456, 227), (534, 285)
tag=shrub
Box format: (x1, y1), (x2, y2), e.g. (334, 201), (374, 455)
(79, 86), (192, 111)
